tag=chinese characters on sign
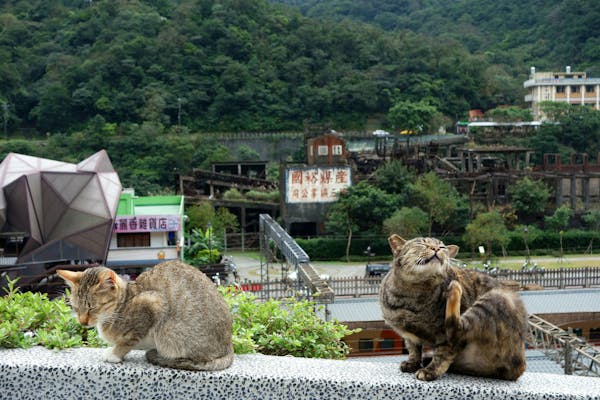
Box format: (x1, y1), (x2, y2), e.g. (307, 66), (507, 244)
(113, 215), (180, 233)
(286, 166), (352, 203)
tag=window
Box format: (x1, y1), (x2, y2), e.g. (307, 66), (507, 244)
(317, 145), (329, 156)
(358, 339), (374, 352)
(571, 85), (580, 93)
(590, 328), (600, 341)
(497, 183), (506, 196)
(117, 232), (150, 248)
(332, 145), (343, 155)
(379, 338), (394, 351)
(586, 85), (595, 93)
(168, 231), (177, 246)
(556, 86), (565, 94)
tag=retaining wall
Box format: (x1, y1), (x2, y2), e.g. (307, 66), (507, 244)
(1, 347), (599, 399)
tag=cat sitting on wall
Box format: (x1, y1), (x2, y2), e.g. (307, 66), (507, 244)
(379, 234), (527, 381)
(58, 260), (234, 371)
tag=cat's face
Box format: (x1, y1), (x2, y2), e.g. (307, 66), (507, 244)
(57, 267), (121, 327)
(388, 234), (459, 276)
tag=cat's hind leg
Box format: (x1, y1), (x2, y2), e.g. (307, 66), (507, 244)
(415, 345), (455, 381)
(146, 349), (233, 371)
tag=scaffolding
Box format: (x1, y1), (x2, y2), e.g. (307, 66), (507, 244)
(528, 314), (600, 377)
(259, 214), (334, 303)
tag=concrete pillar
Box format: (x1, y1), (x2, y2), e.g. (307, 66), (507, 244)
(556, 177), (563, 207)
(570, 176), (576, 209)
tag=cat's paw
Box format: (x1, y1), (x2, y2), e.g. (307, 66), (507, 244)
(102, 348), (123, 363)
(400, 359), (421, 373)
(416, 368), (439, 381)
(447, 280), (463, 297)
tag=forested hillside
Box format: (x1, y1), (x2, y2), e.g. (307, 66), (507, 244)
(2, 0), (600, 195)
(274, 0), (600, 73)
(2, 0), (536, 136)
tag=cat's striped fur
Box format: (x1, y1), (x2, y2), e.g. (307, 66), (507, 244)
(58, 260), (234, 371)
(379, 235), (527, 381)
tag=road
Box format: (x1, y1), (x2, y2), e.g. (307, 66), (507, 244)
(231, 253), (372, 281)
(230, 252), (600, 281)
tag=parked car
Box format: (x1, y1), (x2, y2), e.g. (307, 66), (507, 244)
(365, 263), (391, 277)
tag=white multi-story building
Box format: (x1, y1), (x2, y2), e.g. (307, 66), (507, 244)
(524, 66), (600, 120)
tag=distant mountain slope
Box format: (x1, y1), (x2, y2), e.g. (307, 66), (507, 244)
(3, 0), (597, 136)
(272, 0), (600, 72)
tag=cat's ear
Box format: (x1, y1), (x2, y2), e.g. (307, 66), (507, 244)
(57, 270), (82, 287)
(447, 245), (459, 258)
(100, 269), (119, 290)
(388, 234), (406, 253)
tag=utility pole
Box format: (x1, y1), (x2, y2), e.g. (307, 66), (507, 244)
(177, 97), (182, 135)
(2, 102), (7, 140)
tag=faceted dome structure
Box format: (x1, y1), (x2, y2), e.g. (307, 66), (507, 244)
(0, 150), (122, 264)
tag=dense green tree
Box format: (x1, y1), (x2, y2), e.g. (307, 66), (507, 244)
(237, 145), (261, 161)
(463, 209), (510, 257)
(544, 204), (573, 232)
(325, 181), (399, 261)
(185, 203), (239, 242)
(387, 99), (438, 133)
(507, 176), (551, 216)
(372, 160), (416, 202)
(410, 172), (466, 235)
(582, 209), (600, 231)
(486, 106), (532, 122)
(582, 209), (600, 252)
(191, 140), (233, 170)
(383, 207), (429, 238)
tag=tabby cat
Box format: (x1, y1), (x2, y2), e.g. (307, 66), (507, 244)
(379, 234), (527, 381)
(58, 260), (234, 371)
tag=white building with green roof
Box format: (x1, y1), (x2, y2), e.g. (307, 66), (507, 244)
(106, 189), (185, 268)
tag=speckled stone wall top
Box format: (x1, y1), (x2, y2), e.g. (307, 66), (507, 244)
(1, 347), (599, 400)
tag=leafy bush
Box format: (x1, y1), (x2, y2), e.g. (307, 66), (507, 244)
(223, 188), (244, 201)
(184, 227), (223, 265)
(296, 237), (390, 260)
(220, 288), (357, 359)
(0, 277), (104, 349)
(1, 276), (356, 360)
(245, 190), (279, 203)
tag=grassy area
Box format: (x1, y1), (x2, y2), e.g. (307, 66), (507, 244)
(226, 250), (600, 270)
(461, 255), (600, 270)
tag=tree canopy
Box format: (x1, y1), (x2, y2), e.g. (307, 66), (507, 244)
(463, 209), (510, 257)
(507, 177), (551, 216)
(4, 0), (596, 138)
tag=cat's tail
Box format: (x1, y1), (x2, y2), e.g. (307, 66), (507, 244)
(146, 349), (234, 371)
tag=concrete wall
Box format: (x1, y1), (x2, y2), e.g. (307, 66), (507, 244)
(1, 347), (599, 399)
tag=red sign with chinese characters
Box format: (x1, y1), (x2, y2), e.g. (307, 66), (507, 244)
(113, 215), (180, 233)
(286, 166), (352, 203)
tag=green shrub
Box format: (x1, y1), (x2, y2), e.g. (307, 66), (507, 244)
(297, 237), (392, 260)
(223, 188), (244, 200)
(245, 190), (279, 203)
(1, 276), (357, 360)
(0, 277), (104, 349)
(220, 288), (357, 359)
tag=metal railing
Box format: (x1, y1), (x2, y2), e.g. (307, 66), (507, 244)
(239, 266), (600, 300)
(487, 267), (600, 289)
(528, 314), (600, 377)
(258, 214), (334, 303)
